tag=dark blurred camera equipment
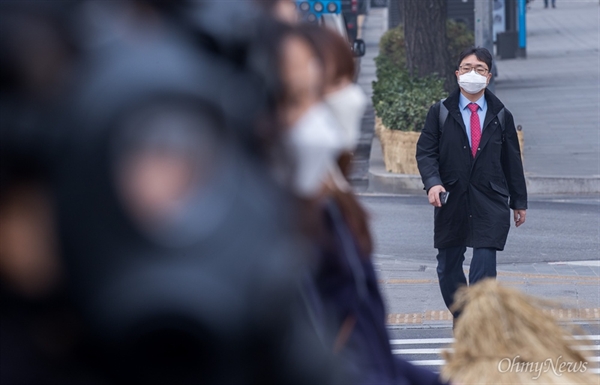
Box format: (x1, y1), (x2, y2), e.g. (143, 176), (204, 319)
(0, 1), (337, 384)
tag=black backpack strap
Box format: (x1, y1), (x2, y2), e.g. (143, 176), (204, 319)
(438, 98), (448, 135)
(497, 107), (506, 141)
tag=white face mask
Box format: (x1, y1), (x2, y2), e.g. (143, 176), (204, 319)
(324, 84), (368, 151)
(458, 70), (489, 94)
(285, 103), (344, 197)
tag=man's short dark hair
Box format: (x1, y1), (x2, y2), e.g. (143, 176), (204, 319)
(457, 47), (492, 72)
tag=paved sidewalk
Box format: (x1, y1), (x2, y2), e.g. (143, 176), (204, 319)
(361, 2), (600, 194)
(349, 8), (388, 192)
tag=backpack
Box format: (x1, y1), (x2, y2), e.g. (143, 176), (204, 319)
(438, 98), (506, 142)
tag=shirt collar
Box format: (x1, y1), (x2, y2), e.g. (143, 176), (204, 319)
(459, 92), (487, 111)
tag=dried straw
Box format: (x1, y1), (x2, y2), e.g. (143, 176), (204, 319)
(441, 279), (598, 384)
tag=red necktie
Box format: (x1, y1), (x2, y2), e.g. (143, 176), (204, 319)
(468, 103), (481, 158)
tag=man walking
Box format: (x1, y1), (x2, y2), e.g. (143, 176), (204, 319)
(416, 47), (527, 322)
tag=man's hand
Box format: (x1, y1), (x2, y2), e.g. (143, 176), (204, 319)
(513, 209), (526, 227)
(427, 185), (446, 207)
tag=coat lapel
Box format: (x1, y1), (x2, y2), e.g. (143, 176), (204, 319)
(474, 89), (505, 160)
(477, 109), (498, 156)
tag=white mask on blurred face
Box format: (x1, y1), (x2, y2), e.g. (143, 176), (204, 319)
(285, 103), (344, 197)
(324, 84), (368, 151)
(458, 70), (488, 94)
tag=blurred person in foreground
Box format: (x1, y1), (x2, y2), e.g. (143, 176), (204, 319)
(416, 47), (527, 325)
(301, 25), (449, 385)
(256, 19), (448, 384)
(0, 1), (338, 383)
(443, 279), (597, 384)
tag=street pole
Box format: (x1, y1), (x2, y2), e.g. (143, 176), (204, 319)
(517, 0), (527, 57)
(474, 0), (495, 92)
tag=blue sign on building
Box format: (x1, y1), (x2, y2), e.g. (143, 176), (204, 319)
(296, 1), (342, 22)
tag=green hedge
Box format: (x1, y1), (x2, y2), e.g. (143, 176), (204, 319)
(372, 21), (474, 132)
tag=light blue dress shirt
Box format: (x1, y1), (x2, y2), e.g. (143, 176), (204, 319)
(458, 93), (487, 147)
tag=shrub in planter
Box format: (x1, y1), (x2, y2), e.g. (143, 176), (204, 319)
(372, 56), (446, 174)
(372, 61), (446, 132)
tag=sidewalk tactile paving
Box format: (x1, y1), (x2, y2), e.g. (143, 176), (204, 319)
(386, 308), (600, 325)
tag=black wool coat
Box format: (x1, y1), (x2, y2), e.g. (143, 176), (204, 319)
(416, 89), (527, 250)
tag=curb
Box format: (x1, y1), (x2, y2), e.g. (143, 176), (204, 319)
(367, 137), (600, 195)
(526, 175), (600, 195)
(367, 136), (425, 194)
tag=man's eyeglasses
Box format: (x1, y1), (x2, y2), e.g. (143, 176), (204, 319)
(458, 65), (489, 76)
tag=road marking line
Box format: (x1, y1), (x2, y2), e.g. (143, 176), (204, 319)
(380, 279), (436, 284)
(550, 261), (600, 267)
(379, 278), (599, 285)
(496, 271), (599, 280)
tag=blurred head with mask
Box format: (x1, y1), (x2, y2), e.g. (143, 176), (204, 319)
(302, 24), (368, 184)
(253, 21), (348, 200)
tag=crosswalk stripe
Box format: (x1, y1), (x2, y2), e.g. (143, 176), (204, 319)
(389, 338), (453, 345)
(575, 335), (600, 340)
(577, 345), (600, 350)
(408, 359), (445, 366)
(392, 348), (451, 355)
(390, 335), (600, 346)
(391, 345), (599, 355)
(390, 335), (600, 374)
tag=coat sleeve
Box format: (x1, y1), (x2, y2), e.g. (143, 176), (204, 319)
(501, 109), (528, 210)
(416, 103), (443, 192)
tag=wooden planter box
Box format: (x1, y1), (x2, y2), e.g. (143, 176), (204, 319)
(375, 117), (420, 175)
(375, 117), (525, 175)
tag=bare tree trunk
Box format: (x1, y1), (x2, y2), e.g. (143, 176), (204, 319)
(402, 0), (454, 90)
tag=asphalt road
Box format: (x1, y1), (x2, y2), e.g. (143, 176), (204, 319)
(359, 194), (600, 265)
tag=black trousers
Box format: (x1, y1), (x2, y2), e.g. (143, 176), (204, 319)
(436, 246), (497, 317)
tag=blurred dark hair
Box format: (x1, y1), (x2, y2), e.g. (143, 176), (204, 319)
(249, 19), (325, 150)
(253, 0), (284, 11)
(299, 24), (355, 85)
(457, 46), (492, 72)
